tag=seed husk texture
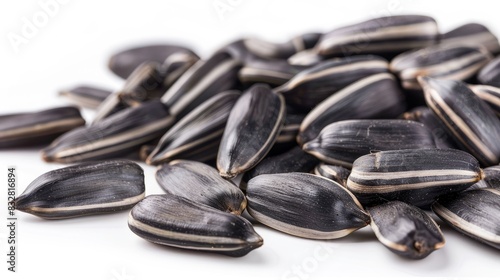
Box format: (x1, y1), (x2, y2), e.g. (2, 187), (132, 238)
(391, 45), (492, 90)
(432, 188), (500, 250)
(155, 160), (246, 214)
(368, 201), (445, 259)
(246, 173), (370, 239)
(147, 90), (240, 165)
(217, 84), (285, 178)
(314, 163), (351, 188)
(468, 84), (500, 116)
(42, 100), (174, 163)
(14, 160), (145, 219)
(128, 194), (263, 257)
(108, 44), (195, 79)
(347, 148), (483, 208)
(303, 119), (436, 168)
(297, 73), (406, 145)
(420, 77), (500, 166)
(317, 15), (438, 58)
(59, 85), (113, 109)
(0, 107), (85, 148)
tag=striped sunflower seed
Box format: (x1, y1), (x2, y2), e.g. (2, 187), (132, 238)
(243, 32), (321, 60)
(270, 113), (305, 154)
(390, 45), (492, 90)
(297, 73), (406, 145)
(287, 49), (324, 66)
(0, 107), (85, 148)
(246, 173), (370, 239)
(161, 51), (241, 119)
(478, 56), (500, 87)
(275, 55), (389, 110)
(238, 59), (306, 86)
(59, 85), (113, 109)
(241, 146), (319, 190)
(42, 100), (174, 163)
(156, 160), (246, 214)
(108, 44), (195, 79)
(347, 148), (483, 208)
(147, 90), (240, 165)
(317, 15), (438, 58)
(217, 84), (285, 178)
(401, 106), (459, 149)
(468, 84), (500, 116)
(303, 119), (436, 168)
(128, 194), (263, 257)
(368, 201), (445, 259)
(93, 61), (167, 123)
(160, 50), (200, 89)
(14, 160), (145, 219)
(314, 163), (350, 188)
(420, 77), (500, 166)
(432, 188), (500, 250)
(475, 165), (500, 190)
(440, 23), (500, 55)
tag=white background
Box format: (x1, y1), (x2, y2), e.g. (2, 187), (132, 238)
(1, 0), (500, 279)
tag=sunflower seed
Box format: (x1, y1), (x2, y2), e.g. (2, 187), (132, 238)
(42, 100), (174, 163)
(139, 144), (155, 162)
(161, 51), (241, 119)
(401, 106), (459, 149)
(303, 119), (436, 168)
(478, 56), (500, 87)
(244, 32), (321, 60)
(432, 188), (500, 250)
(287, 49), (324, 66)
(156, 160), (246, 214)
(14, 160), (144, 219)
(128, 194), (263, 257)
(0, 107), (85, 148)
(368, 201), (445, 259)
(160, 50), (200, 88)
(420, 77), (500, 166)
(273, 113), (304, 148)
(108, 44), (195, 79)
(314, 163), (350, 188)
(246, 173), (370, 239)
(275, 56), (389, 110)
(239, 59), (306, 86)
(241, 146), (319, 189)
(440, 23), (500, 55)
(390, 45), (492, 90)
(297, 73), (406, 145)
(347, 148), (483, 208)
(147, 90), (240, 165)
(468, 84), (500, 116)
(475, 165), (500, 190)
(217, 84), (285, 178)
(59, 85), (113, 109)
(317, 15), (438, 58)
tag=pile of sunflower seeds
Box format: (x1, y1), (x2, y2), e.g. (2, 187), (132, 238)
(5, 15), (500, 259)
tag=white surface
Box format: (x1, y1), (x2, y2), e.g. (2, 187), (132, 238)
(1, 0), (500, 279)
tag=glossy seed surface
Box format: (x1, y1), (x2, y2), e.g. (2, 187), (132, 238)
(59, 85), (113, 109)
(247, 173), (370, 239)
(432, 188), (500, 250)
(275, 56), (389, 110)
(217, 84), (285, 178)
(314, 163), (351, 188)
(303, 119), (436, 168)
(297, 73), (406, 145)
(147, 91), (240, 165)
(0, 107), (85, 148)
(440, 23), (500, 54)
(14, 160), (145, 219)
(420, 77), (500, 166)
(391, 45), (492, 90)
(155, 160), (246, 214)
(317, 15), (438, 58)
(347, 148), (483, 208)
(42, 101), (174, 163)
(108, 44), (195, 79)
(368, 201), (445, 259)
(128, 194), (263, 257)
